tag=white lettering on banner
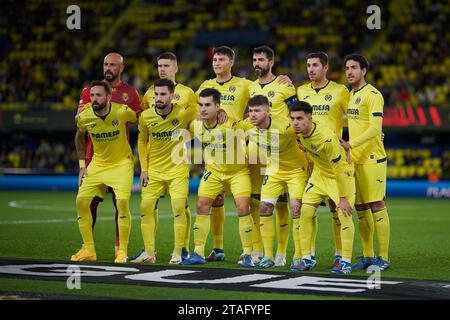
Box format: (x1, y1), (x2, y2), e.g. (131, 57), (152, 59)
(0, 264), (138, 277)
(126, 269), (283, 284)
(251, 276), (401, 293)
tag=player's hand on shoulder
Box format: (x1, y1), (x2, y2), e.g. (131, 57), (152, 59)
(277, 75), (293, 86)
(217, 109), (228, 124)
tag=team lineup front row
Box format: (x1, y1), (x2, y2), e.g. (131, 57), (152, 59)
(71, 47), (390, 275)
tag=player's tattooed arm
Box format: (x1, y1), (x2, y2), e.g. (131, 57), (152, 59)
(75, 128), (86, 161)
(259, 201), (275, 216)
(75, 128), (87, 186)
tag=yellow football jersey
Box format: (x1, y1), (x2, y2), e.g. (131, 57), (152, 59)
(297, 80), (350, 137)
(141, 83), (197, 111)
(196, 76), (251, 122)
(248, 76), (297, 121)
(347, 83), (386, 164)
(189, 118), (247, 173)
(239, 118), (309, 175)
(138, 101), (198, 173)
(77, 102), (137, 166)
(297, 122), (348, 196)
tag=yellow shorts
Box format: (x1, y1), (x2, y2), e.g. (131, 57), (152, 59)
(261, 170), (309, 201)
(78, 159), (134, 200)
(198, 167), (251, 199)
(302, 169), (355, 206)
(141, 167), (189, 200)
(354, 161), (387, 205)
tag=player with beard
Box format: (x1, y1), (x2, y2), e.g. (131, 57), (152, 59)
(72, 80), (138, 263)
(76, 53), (140, 257)
(247, 46), (299, 267)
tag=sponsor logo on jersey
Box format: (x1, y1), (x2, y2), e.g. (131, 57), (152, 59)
(91, 130), (120, 139)
(312, 105), (330, 112)
(222, 95), (235, 101)
(347, 108), (359, 115)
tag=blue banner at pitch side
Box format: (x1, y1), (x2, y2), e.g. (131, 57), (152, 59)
(0, 176), (449, 199)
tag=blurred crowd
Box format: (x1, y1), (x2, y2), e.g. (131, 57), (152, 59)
(1, 0), (448, 110)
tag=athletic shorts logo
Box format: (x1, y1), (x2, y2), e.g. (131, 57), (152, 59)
(122, 92), (129, 102)
(112, 119), (120, 127)
(355, 97), (361, 104)
(228, 85), (236, 92)
(268, 91), (275, 98)
(324, 94), (332, 101)
(172, 119), (179, 126)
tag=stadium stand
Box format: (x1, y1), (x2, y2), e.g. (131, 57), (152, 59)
(0, 0), (448, 179)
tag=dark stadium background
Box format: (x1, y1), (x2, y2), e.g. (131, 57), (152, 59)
(0, 0), (449, 195)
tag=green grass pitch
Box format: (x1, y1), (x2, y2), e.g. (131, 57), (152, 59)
(1, 191), (449, 299)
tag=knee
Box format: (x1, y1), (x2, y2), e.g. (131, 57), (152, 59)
(76, 197), (91, 211)
(370, 200), (385, 213)
(355, 204), (370, 211)
(141, 200), (156, 215)
(197, 200), (210, 215)
(259, 201), (274, 217)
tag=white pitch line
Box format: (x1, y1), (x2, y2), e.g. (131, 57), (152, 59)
(1, 199), (450, 225)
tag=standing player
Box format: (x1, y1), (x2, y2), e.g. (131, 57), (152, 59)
(248, 45), (298, 266)
(77, 52), (140, 256)
(131, 79), (198, 264)
(242, 95), (310, 269)
(131, 52), (196, 261)
(72, 81), (137, 263)
(181, 88), (254, 267)
(196, 46), (253, 262)
(341, 54), (390, 271)
(297, 52), (354, 268)
(290, 101), (354, 274)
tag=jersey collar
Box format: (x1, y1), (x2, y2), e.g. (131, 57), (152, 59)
(93, 102), (112, 120)
(155, 104), (173, 119)
(303, 122), (316, 138)
(311, 80), (330, 93)
(352, 83), (369, 94)
(216, 76), (233, 86)
(203, 118), (219, 130)
(258, 75), (277, 89)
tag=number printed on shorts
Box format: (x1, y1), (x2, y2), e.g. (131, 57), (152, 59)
(262, 175), (269, 186)
(203, 171), (212, 181)
(305, 182), (314, 193)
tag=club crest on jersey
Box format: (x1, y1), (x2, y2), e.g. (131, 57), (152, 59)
(151, 122), (158, 127)
(112, 119), (120, 127)
(122, 93), (129, 102)
(311, 144), (317, 151)
(355, 97), (361, 104)
(175, 94), (180, 100)
(325, 94), (332, 101)
(228, 85), (236, 92)
(172, 119), (179, 126)
(268, 91), (275, 98)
